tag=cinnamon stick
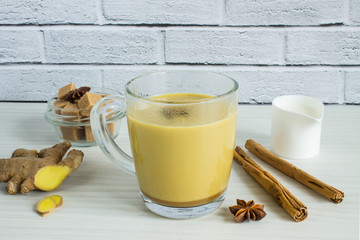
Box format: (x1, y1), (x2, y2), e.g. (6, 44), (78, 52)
(234, 146), (308, 222)
(245, 139), (344, 204)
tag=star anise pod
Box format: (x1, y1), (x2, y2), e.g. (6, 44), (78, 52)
(65, 86), (91, 103)
(229, 199), (266, 223)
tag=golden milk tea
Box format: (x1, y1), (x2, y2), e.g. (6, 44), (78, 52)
(127, 93), (237, 207)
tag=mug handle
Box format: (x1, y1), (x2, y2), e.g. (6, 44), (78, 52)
(90, 95), (135, 175)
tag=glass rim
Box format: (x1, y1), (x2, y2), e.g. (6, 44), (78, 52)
(125, 70), (239, 105)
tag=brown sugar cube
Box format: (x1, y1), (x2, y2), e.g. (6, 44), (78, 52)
(80, 106), (114, 118)
(85, 126), (95, 142)
(107, 122), (115, 135)
(80, 108), (92, 117)
(78, 92), (102, 110)
(105, 109), (115, 119)
(53, 99), (68, 108)
(61, 102), (82, 123)
(53, 99), (68, 114)
(61, 102), (80, 116)
(60, 126), (84, 142)
(58, 83), (76, 99)
(85, 123), (115, 142)
(79, 92), (103, 117)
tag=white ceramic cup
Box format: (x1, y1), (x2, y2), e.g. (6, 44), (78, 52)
(271, 95), (324, 159)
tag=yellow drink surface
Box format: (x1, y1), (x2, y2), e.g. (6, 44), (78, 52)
(127, 93), (236, 207)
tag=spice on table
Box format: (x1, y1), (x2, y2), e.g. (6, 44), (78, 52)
(234, 146), (308, 222)
(245, 139), (344, 204)
(229, 199), (266, 223)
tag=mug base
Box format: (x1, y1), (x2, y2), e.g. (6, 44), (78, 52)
(141, 191), (225, 219)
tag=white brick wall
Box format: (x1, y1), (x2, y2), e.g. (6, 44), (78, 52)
(0, 0), (97, 24)
(286, 30), (360, 65)
(225, 0), (345, 26)
(350, 0), (360, 25)
(165, 30), (283, 65)
(44, 29), (160, 64)
(345, 71), (360, 103)
(226, 70), (343, 103)
(0, 0), (359, 104)
(103, 0), (221, 25)
(0, 30), (42, 63)
(0, 69), (102, 100)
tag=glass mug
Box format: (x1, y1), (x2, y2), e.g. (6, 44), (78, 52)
(90, 71), (238, 219)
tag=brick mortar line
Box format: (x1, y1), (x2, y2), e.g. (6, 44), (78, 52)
(219, 0), (226, 26)
(342, 71), (347, 103)
(0, 25), (360, 31)
(38, 30), (46, 64)
(344, 0), (350, 25)
(0, 22), (358, 27)
(158, 30), (166, 65)
(96, 0), (106, 25)
(0, 64), (359, 71)
(281, 31), (287, 65)
(283, 28), (288, 66)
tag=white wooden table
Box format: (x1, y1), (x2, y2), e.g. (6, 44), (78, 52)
(0, 103), (359, 240)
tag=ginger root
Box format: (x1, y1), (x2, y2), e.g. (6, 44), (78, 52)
(0, 141), (84, 194)
(37, 195), (63, 216)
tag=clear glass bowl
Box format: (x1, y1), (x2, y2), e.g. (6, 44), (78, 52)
(44, 89), (122, 147)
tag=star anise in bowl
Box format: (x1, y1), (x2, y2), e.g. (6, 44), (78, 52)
(65, 86), (91, 103)
(229, 199), (266, 223)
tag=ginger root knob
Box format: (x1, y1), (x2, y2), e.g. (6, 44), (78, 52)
(0, 141), (84, 194)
